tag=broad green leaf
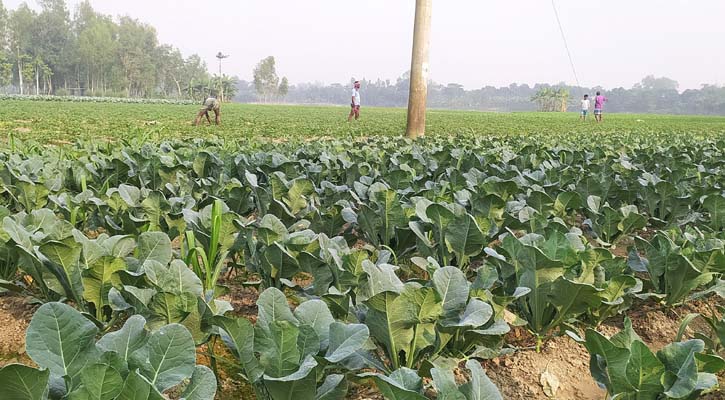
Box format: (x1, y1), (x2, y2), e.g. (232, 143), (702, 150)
(97, 315), (148, 369)
(367, 368), (427, 400)
(136, 232), (172, 266)
(257, 320), (301, 378)
(214, 316), (264, 382)
(624, 341), (664, 399)
(256, 287), (298, 333)
(139, 323), (196, 392)
(364, 291), (413, 369)
(433, 267), (469, 317)
(116, 370), (164, 400)
(444, 213), (486, 266)
(71, 364), (124, 400)
(325, 322), (370, 362)
(263, 356), (318, 400)
(461, 359), (503, 400)
(0, 364), (50, 400)
(431, 367), (466, 400)
(657, 340), (703, 398)
(316, 374), (348, 400)
(179, 366), (217, 400)
(362, 260), (404, 297)
(26, 302), (99, 380)
(583, 329), (632, 394)
(82, 256), (126, 319)
(441, 298), (493, 328)
(294, 300), (335, 348)
(258, 214), (288, 245)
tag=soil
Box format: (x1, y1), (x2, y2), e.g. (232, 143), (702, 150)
(1, 289), (722, 400)
(0, 295), (37, 368)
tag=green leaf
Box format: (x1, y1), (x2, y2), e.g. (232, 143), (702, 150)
(657, 340), (703, 398)
(0, 364), (50, 400)
(139, 323), (196, 393)
(325, 322), (370, 363)
(179, 366), (217, 400)
(97, 315), (148, 369)
(136, 232), (172, 266)
(39, 239), (84, 302)
(367, 368), (427, 400)
(256, 287), (298, 332)
(82, 256), (126, 320)
(433, 267), (469, 317)
(116, 370), (164, 400)
(445, 214), (486, 267)
(624, 341), (664, 399)
(258, 214), (288, 245)
(316, 374), (348, 400)
(441, 298), (493, 328)
(257, 320), (301, 378)
(362, 260), (404, 297)
(461, 359), (503, 400)
(263, 355), (318, 400)
(364, 291), (413, 369)
(26, 302), (99, 381)
(583, 329), (632, 394)
(145, 259), (203, 297)
(294, 300), (335, 348)
(71, 364), (124, 400)
(702, 194), (725, 230)
(431, 366), (466, 400)
(214, 316), (263, 382)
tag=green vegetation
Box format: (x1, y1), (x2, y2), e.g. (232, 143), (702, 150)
(0, 101), (723, 399)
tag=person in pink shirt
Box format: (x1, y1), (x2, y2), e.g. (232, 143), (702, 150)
(594, 91), (607, 122)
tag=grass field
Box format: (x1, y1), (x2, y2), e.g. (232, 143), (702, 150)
(0, 100), (724, 400)
(2, 100), (725, 143)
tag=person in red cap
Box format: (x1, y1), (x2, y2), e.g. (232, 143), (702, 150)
(347, 81), (361, 122)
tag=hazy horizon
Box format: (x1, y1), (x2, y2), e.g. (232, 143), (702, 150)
(4, 0), (724, 91)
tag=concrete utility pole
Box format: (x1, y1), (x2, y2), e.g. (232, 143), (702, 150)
(216, 52), (229, 102)
(405, 0), (432, 139)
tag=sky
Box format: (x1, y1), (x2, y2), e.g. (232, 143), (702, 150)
(4, 0), (725, 90)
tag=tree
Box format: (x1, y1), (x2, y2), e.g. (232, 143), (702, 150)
(278, 76), (289, 100)
(8, 3), (36, 94)
(253, 56), (280, 102)
(531, 87), (569, 112)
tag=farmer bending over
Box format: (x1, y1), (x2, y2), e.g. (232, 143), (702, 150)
(194, 93), (221, 126)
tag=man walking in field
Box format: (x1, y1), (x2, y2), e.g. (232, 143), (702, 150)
(348, 81), (361, 122)
(194, 93), (221, 126)
(580, 94), (590, 121)
(594, 91), (607, 122)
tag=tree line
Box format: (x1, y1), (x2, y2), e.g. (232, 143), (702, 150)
(235, 73), (725, 116)
(0, 0), (238, 100)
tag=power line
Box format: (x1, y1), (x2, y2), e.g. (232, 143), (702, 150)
(550, 0), (581, 86)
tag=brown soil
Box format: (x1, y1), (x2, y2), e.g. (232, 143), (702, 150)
(0, 295), (37, 368)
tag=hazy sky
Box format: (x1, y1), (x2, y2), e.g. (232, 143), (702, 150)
(5, 0), (725, 90)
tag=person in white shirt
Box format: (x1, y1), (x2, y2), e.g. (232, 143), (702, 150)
(580, 94), (590, 121)
(348, 81), (361, 122)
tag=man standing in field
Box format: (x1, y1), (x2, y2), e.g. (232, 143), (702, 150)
(348, 81), (361, 122)
(194, 92), (221, 126)
(580, 94), (590, 121)
(594, 91), (607, 122)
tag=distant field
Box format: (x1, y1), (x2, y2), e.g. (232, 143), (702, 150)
(1, 100), (724, 143)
